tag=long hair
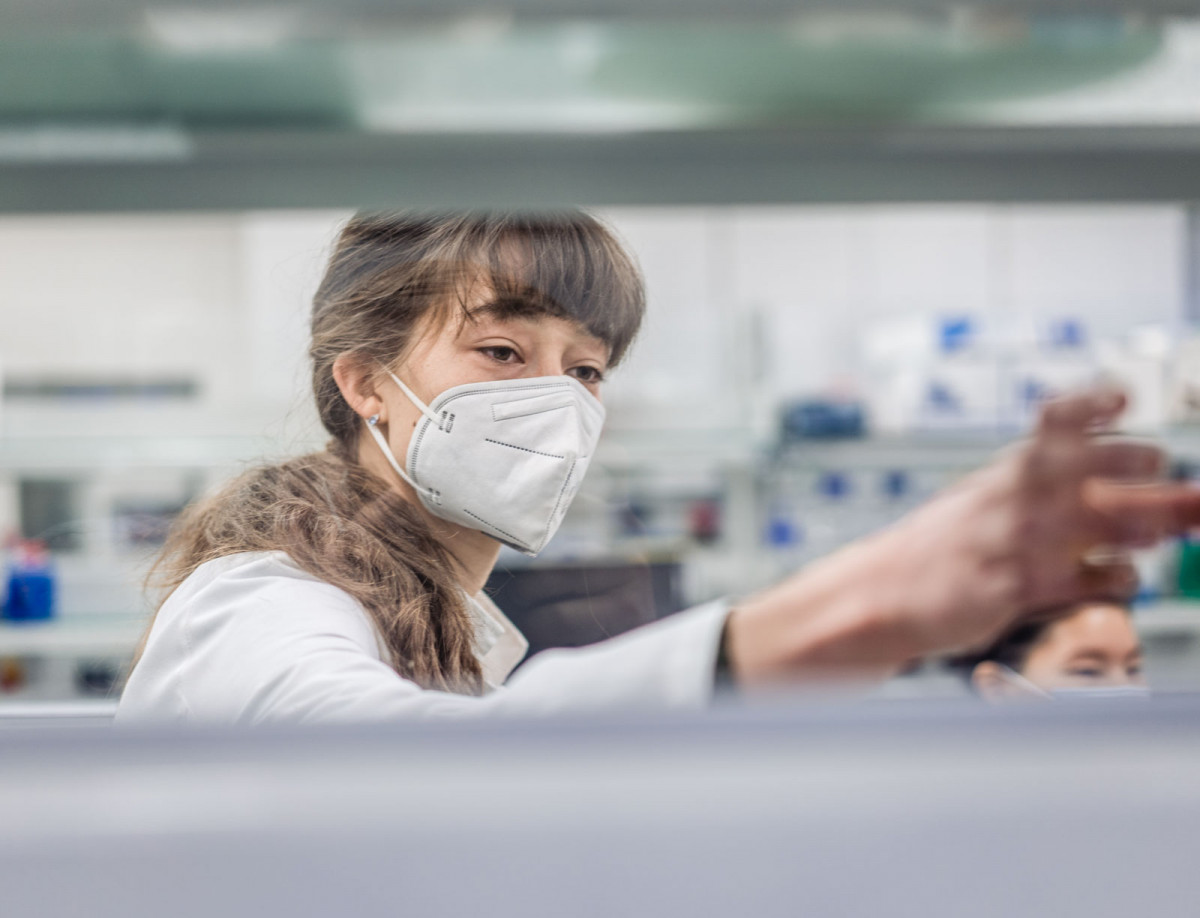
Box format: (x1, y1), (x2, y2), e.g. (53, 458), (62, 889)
(134, 212), (645, 694)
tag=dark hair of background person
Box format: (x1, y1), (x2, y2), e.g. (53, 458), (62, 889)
(951, 602), (1134, 689)
(953, 620), (1053, 680)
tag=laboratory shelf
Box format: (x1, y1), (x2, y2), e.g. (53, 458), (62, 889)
(0, 429), (1009, 475)
(0, 616), (146, 657)
(4, 428), (1199, 476)
(0, 603), (1184, 661)
(0, 699), (117, 724)
(0, 435), (314, 472)
(772, 430), (1200, 470)
(595, 429), (1006, 472)
(597, 428), (1200, 474)
(595, 429), (761, 468)
(1133, 600), (1200, 635)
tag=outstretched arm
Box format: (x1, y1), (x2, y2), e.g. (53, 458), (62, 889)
(724, 388), (1200, 689)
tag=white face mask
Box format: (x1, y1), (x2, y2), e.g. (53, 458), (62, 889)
(365, 370), (606, 556)
(1048, 685), (1152, 702)
(997, 665), (1151, 702)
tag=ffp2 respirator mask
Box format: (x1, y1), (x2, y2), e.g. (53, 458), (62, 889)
(365, 371), (605, 556)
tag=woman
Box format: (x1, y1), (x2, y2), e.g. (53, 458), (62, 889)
(963, 602), (1148, 702)
(118, 211), (1200, 723)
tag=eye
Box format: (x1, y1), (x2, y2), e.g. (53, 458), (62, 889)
(1067, 667), (1104, 679)
(569, 365), (606, 385)
(479, 346), (520, 364)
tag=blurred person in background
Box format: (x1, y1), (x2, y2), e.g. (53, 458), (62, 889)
(961, 601), (1147, 702)
(117, 211), (1199, 724)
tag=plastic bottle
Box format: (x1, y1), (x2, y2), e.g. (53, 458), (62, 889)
(764, 501), (805, 578)
(1010, 318), (1097, 431)
(875, 468), (917, 531)
(3, 539), (56, 622)
(920, 315), (1007, 434)
(0, 532), (11, 619)
(805, 470), (854, 558)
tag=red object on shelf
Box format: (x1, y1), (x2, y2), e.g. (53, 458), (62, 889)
(688, 499), (721, 545)
(0, 658), (25, 693)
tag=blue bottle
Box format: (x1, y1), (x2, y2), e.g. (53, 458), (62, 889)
(3, 540), (55, 622)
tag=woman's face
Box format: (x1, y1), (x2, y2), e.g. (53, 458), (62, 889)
(392, 301), (611, 411)
(346, 295), (611, 516)
(378, 301), (609, 456)
(1019, 603), (1145, 692)
(974, 603), (1146, 702)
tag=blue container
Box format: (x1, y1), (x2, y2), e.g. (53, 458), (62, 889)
(765, 511), (802, 548)
(4, 565), (55, 622)
(779, 399), (866, 441)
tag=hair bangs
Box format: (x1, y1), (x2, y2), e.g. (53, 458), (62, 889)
(466, 214), (644, 367)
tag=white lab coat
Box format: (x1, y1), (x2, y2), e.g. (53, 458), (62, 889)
(116, 551), (731, 725)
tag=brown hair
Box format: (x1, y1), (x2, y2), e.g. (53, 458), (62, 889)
(134, 211), (645, 694)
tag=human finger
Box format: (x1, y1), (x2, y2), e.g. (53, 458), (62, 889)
(1036, 387), (1126, 438)
(1073, 555), (1139, 604)
(1009, 556), (1135, 631)
(1083, 439), (1166, 481)
(1085, 481), (1200, 546)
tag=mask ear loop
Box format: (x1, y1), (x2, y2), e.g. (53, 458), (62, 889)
(364, 413), (436, 501)
(998, 664), (1054, 700)
(381, 366), (444, 428)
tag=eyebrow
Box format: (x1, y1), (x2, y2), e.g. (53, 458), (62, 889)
(462, 302), (611, 361)
(1063, 648), (1143, 665)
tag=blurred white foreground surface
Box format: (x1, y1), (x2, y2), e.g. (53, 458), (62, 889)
(2, 698), (1199, 917)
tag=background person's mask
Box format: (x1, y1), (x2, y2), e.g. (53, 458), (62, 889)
(366, 371), (606, 556)
(998, 665), (1151, 702)
(1048, 684), (1151, 702)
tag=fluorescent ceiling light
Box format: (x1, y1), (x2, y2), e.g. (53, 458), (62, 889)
(980, 19), (1200, 125)
(143, 6), (305, 53)
(358, 100), (720, 134)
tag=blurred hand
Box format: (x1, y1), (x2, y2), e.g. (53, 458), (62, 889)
(726, 388), (1200, 687)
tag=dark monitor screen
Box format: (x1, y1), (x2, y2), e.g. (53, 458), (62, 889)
(484, 561), (684, 665)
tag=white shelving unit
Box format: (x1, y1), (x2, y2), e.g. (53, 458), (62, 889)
(0, 435), (307, 472)
(1134, 600), (1200, 633)
(0, 616), (145, 657)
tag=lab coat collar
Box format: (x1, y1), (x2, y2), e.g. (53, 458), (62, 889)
(465, 592), (529, 689)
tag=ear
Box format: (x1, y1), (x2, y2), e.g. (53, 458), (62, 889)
(332, 354), (386, 423)
(972, 662), (1015, 704)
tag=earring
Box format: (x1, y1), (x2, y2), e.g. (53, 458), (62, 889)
(367, 414), (380, 427)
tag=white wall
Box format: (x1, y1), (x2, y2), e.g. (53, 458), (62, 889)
(1004, 205), (1185, 339)
(0, 210), (348, 442)
(594, 204), (1186, 432)
(0, 204), (1186, 441)
(0, 215), (240, 378)
(595, 209), (741, 430)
